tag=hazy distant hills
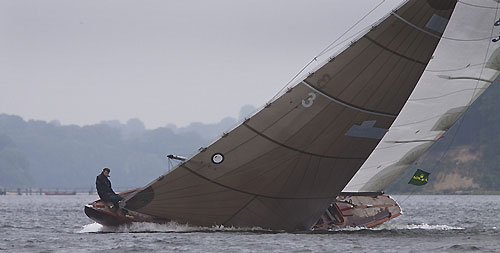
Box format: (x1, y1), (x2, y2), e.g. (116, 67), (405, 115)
(1, 85), (500, 194)
(0, 105), (257, 190)
(387, 84), (500, 194)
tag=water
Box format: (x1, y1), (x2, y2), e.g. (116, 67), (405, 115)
(1, 195), (499, 252)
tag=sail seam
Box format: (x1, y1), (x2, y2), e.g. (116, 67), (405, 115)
(383, 3), (432, 111)
(364, 3), (428, 112)
(365, 36), (427, 65)
(391, 11), (442, 39)
(392, 11), (492, 42)
(243, 123), (366, 160)
(301, 81), (397, 118)
(180, 164), (336, 200)
(222, 195), (258, 225)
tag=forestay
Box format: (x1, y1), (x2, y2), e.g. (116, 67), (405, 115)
(344, 0), (500, 192)
(125, 0), (457, 231)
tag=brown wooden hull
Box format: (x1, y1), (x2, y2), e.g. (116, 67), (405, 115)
(84, 199), (169, 227)
(84, 188), (168, 227)
(313, 192), (401, 230)
(85, 191), (401, 230)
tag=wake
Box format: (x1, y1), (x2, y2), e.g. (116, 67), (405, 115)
(78, 221), (464, 234)
(77, 222), (270, 233)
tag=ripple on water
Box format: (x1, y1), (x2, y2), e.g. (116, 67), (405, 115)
(445, 244), (485, 252)
(3, 195), (500, 252)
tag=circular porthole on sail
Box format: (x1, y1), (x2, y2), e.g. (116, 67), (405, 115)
(211, 153), (224, 164)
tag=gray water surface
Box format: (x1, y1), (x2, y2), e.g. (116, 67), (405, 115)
(1, 195), (499, 252)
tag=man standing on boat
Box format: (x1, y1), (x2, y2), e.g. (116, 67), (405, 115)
(96, 168), (123, 209)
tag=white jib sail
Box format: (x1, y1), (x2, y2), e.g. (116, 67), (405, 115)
(344, 0), (500, 192)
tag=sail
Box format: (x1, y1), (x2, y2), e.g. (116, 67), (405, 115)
(344, 0), (500, 192)
(125, 0), (457, 231)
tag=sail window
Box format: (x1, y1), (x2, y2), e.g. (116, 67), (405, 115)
(426, 14), (449, 34)
(211, 153), (224, 164)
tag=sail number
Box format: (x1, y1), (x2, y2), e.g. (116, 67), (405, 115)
(302, 92), (317, 108)
(316, 74), (331, 89)
(493, 18), (500, 42)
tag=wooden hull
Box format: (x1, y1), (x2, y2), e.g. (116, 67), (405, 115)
(84, 190), (401, 230)
(313, 192), (401, 230)
(84, 199), (169, 226)
(84, 188), (168, 227)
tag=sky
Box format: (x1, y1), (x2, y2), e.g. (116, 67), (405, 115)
(1, 0), (404, 129)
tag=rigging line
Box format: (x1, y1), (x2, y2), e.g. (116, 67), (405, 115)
(154, 145), (318, 197)
(336, 0), (426, 112)
(397, 120), (464, 205)
(315, 28), (367, 58)
(301, 81), (397, 118)
(243, 123), (366, 160)
(316, 0), (387, 57)
(318, 1), (415, 103)
(397, 186), (420, 206)
(317, 0), (412, 58)
(269, 0), (387, 102)
(179, 164), (337, 200)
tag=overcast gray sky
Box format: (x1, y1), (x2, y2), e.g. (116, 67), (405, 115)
(1, 0), (404, 129)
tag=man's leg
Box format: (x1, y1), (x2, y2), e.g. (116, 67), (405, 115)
(109, 194), (123, 209)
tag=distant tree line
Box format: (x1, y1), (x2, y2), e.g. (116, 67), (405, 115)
(0, 105), (256, 189)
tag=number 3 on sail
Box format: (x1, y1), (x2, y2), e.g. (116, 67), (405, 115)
(301, 92), (316, 108)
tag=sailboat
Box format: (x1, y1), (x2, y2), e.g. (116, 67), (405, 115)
(85, 0), (500, 231)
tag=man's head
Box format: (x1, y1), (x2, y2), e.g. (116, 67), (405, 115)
(103, 168), (110, 177)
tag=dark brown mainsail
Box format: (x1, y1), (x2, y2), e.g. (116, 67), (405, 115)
(125, 0), (457, 231)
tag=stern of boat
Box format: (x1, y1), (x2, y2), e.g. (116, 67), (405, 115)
(313, 192), (401, 230)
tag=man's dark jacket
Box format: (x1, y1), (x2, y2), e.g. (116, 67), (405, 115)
(96, 172), (116, 200)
